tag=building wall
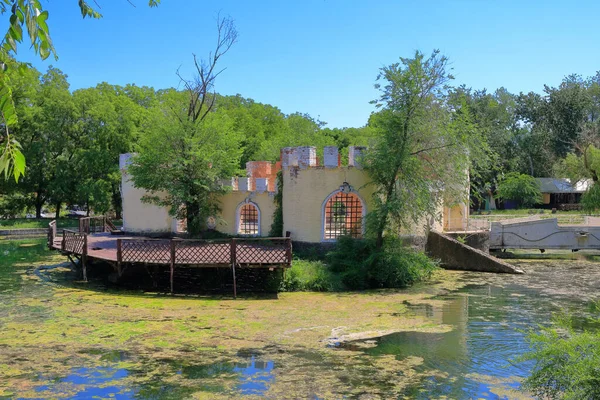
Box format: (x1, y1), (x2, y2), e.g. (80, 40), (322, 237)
(282, 166), (376, 243)
(120, 146), (467, 241)
(120, 154), (176, 233)
(216, 191), (277, 236)
(542, 193), (551, 205)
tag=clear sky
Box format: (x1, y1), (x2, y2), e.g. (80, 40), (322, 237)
(14, 0), (600, 128)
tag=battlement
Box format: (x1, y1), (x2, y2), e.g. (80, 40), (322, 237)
(224, 146), (368, 193)
(281, 146), (366, 169)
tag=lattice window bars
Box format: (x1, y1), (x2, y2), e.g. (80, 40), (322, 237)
(324, 191), (363, 240)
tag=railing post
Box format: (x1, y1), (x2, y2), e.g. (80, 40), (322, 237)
(286, 238), (292, 267)
(231, 238), (237, 299)
(61, 231), (66, 251)
(47, 222), (53, 249)
(82, 234), (88, 282)
(116, 239), (123, 276)
(170, 239), (176, 294)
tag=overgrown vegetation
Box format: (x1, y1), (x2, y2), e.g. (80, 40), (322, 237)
(519, 306), (600, 400)
(281, 236), (437, 292)
(496, 172), (543, 208)
(268, 171), (284, 237)
(364, 50), (480, 248)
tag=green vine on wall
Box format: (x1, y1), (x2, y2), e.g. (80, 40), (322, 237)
(269, 170), (284, 237)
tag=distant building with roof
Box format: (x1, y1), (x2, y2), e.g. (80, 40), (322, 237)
(535, 178), (591, 209)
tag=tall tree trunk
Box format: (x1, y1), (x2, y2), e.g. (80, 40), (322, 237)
(185, 201), (201, 237)
(55, 202), (61, 220)
(35, 193), (44, 219)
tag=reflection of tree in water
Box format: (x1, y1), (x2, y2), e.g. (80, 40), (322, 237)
(135, 355), (275, 398)
(350, 286), (548, 399)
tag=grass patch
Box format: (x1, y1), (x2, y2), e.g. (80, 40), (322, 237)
(0, 218), (78, 229)
(0, 218), (123, 230)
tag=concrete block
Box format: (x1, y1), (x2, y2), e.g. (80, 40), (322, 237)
(426, 231), (524, 274)
(348, 146), (366, 168)
(323, 146), (339, 168)
(238, 177), (250, 192)
(281, 147), (298, 168)
(255, 178), (268, 193)
(297, 146), (317, 169)
(119, 153), (133, 170)
(220, 178), (235, 189)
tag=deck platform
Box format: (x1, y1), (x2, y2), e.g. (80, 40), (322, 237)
(47, 217), (292, 295)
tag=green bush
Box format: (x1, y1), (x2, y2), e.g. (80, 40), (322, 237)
(519, 307), (600, 399)
(581, 184), (600, 213)
(281, 259), (339, 292)
(326, 236), (438, 290)
(496, 172), (542, 208)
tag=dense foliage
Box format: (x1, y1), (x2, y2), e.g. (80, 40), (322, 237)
(326, 236), (437, 290)
(496, 172), (542, 208)
(364, 51), (483, 247)
(0, 60), (375, 219)
(519, 308), (600, 399)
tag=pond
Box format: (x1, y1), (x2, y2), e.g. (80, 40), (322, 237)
(1, 239), (599, 399)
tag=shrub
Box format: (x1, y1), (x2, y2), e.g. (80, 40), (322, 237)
(281, 259), (339, 292)
(519, 307), (600, 399)
(581, 184), (600, 213)
(496, 172), (542, 208)
(326, 236), (438, 290)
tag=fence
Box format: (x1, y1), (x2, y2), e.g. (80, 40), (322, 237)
(79, 216), (116, 234)
(446, 213), (600, 232)
(115, 237), (292, 267)
(116, 237), (292, 295)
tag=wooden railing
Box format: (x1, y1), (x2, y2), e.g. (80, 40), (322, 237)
(47, 220), (57, 249)
(62, 229), (87, 255)
(79, 216), (116, 234)
(115, 237), (292, 267)
(116, 237), (291, 296)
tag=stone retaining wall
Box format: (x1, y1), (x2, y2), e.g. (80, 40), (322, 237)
(426, 230), (524, 274)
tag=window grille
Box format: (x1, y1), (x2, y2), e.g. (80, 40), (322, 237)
(324, 192), (363, 240)
(238, 204), (259, 235)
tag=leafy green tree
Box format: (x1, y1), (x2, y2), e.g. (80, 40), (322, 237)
(0, 1), (160, 180)
(70, 83), (145, 217)
(496, 172), (542, 208)
(9, 65), (79, 218)
(519, 309), (600, 400)
(129, 17), (241, 235)
(364, 50), (478, 249)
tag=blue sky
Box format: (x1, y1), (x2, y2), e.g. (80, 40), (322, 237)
(14, 0), (600, 128)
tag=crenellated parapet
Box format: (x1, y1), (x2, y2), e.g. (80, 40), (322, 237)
(281, 146), (367, 169)
(223, 145), (369, 193)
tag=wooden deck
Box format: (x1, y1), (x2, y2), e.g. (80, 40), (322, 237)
(51, 233), (292, 267)
(47, 217), (292, 295)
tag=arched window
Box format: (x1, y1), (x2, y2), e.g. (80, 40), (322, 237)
(322, 188), (365, 241)
(237, 202), (260, 236)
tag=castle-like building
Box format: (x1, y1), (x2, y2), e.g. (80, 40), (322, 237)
(120, 146), (469, 242)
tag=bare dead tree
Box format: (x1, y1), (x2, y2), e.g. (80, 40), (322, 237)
(177, 15), (238, 124)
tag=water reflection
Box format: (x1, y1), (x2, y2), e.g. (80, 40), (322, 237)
(30, 353), (275, 398)
(341, 284), (570, 398)
(32, 367), (133, 399)
(234, 356), (275, 395)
